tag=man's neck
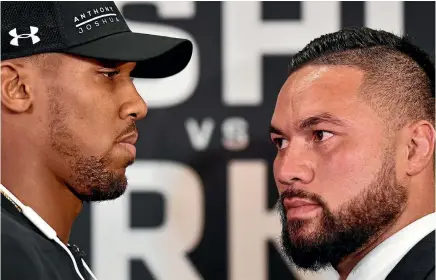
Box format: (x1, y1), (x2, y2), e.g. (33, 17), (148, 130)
(1, 159), (82, 244)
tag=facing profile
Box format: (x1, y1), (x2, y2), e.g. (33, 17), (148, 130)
(270, 27), (435, 280)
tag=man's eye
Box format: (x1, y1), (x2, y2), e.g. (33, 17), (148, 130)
(272, 138), (289, 150)
(313, 130), (334, 142)
(102, 70), (120, 79)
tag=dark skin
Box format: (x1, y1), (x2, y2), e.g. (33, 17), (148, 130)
(1, 53), (147, 244)
(271, 65), (435, 279)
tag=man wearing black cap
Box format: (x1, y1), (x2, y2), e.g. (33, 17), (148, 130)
(1, 2), (192, 279)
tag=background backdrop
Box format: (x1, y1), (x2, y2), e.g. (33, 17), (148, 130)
(70, 2), (435, 280)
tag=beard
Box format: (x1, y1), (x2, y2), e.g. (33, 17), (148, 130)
(277, 147), (408, 272)
(48, 92), (135, 202)
(65, 152), (133, 202)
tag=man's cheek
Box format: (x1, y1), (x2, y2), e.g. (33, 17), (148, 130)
(69, 125), (111, 157)
(315, 161), (357, 209)
(319, 152), (378, 209)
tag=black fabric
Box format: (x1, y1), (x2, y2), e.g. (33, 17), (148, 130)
(64, 31), (193, 78)
(1, 1), (192, 78)
(425, 268), (435, 280)
(1, 2), (66, 60)
(385, 230), (435, 280)
(1, 196), (92, 280)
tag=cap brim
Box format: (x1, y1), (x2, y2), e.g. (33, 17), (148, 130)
(63, 32), (193, 78)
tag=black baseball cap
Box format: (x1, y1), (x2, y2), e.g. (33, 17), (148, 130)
(1, 1), (193, 78)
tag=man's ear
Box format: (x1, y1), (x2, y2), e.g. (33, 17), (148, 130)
(405, 120), (435, 176)
(1, 61), (33, 113)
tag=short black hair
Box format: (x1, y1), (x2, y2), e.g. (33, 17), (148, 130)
(288, 27), (435, 129)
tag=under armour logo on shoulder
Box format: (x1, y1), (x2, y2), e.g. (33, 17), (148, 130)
(9, 26), (40, 46)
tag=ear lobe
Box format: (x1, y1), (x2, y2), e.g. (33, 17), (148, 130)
(1, 62), (33, 113)
(406, 121), (435, 176)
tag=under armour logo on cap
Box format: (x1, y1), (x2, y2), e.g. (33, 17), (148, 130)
(9, 26), (40, 46)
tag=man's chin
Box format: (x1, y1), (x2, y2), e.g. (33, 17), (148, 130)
(111, 150), (136, 169)
(281, 231), (332, 272)
(70, 174), (128, 202)
(91, 175), (128, 202)
(281, 218), (338, 271)
(288, 218), (322, 240)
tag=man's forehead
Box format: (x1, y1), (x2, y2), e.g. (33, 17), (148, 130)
(283, 65), (364, 96)
(282, 65), (332, 94)
(273, 65), (366, 127)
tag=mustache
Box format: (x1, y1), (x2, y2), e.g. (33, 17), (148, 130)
(277, 189), (328, 212)
(117, 122), (138, 140)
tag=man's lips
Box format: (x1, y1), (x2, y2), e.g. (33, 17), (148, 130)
(117, 132), (138, 145)
(116, 132), (138, 157)
(284, 198), (321, 220)
(284, 198), (319, 209)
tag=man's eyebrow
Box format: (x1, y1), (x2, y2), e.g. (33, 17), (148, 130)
(297, 112), (349, 130)
(98, 59), (125, 68)
(269, 125), (285, 135)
